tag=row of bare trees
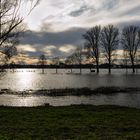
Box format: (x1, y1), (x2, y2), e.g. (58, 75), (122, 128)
(37, 25), (140, 74)
(83, 25), (140, 73)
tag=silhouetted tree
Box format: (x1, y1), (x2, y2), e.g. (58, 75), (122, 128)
(136, 50), (140, 73)
(138, 29), (140, 66)
(39, 54), (46, 74)
(123, 50), (129, 73)
(138, 29), (140, 43)
(83, 25), (101, 73)
(73, 47), (82, 74)
(0, 0), (40, 63)
(52, 57), (60, 73)
(101, 25), (119, 73)
(9, 61), (16, 72)
(65, 55), (75, 73)
(122, 26), (139, 73)
(3, 42), (18, 63)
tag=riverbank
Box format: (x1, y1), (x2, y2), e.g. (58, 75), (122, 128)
(1, 86), (140, 96)
(0, 105), (140, 140)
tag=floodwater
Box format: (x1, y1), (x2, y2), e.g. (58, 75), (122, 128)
(0, 68), (140, 108)
(0, 68), (140, 91)
(0, 93), (140, 108)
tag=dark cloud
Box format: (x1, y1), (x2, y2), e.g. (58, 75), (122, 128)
(69, 5), (94, 17)
(116, 20), (140, 29)
(20, 27), (87, 47)
(19, 27), (87, 57)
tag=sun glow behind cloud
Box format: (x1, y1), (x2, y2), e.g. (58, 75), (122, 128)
(59, 45), (76, 53)
(17, 45), (37, 52)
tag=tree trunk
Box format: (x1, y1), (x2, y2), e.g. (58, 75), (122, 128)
(125, 61), (128, 74)
(131, 56), (135, 73)
(96, 48), (99, 73)
(80, 67), (82, 74)
(71, 68), (72, 73)
(42, 68), (44, 74)
(80, 62), (82, 74)
(132, 60), (135, 73)
(109, 57), (111, 74)
(96, 59), (99, 73)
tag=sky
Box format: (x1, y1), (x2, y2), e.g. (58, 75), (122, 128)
(16, 0), (140, 64)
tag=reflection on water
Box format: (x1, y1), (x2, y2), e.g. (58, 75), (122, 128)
(0, 93), (140, 108)
(0, 69), (140, 91)
(15, 71), (36, 90)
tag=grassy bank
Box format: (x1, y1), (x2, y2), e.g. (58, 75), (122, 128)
(0, 105), (140, 140)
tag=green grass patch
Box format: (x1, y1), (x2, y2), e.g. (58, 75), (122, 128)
(0, 105), (140, 140)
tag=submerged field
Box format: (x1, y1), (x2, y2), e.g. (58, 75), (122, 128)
(0, 105), (140, 140)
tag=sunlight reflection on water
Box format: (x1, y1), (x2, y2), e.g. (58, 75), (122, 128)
(15, 71), (35, 90)
(0, 93), (140, 108)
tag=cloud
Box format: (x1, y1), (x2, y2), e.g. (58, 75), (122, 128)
(43, 45), (56, 50)
(69, 5), (94, 17)
(17, 27), (83, 60)
(17, 45), (37, 52)
(18, 28), (86, 58)
(59, 45), (76, 53)
(69, 7), (86, 17)
(20, 27), (86, 47)
(38, 0), (140, 32)
(43, 45), (57, 56)
(22, 0), (140, 31)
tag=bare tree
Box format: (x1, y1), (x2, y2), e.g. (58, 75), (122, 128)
(122, 26), (139, 73)
(138, 29), (140, 65)
(3, 45), (18, 63)
(101, 25), (119, 73)
(39, 54), (46, 74)
(138, 29), (140, 43)
(73, 47), (82, 74)
(52, 57), (60, 74)
(0, 0), (40, 63)
(83, 25), (101, 73)
(138, 29), (140, 66)
(9, 61), (16, 72)
(65, 55), (75, 73)
(123, 50), (129, 73)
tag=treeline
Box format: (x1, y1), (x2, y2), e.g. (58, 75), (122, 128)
(66, 25), (140, 73)
(1, 64), (140, 69)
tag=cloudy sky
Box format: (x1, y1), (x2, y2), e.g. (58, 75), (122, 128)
(17, 0), (140, 64)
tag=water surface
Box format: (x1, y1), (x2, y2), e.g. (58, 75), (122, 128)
(0, 69), (140, 91)
(0, 92), (140, 108)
